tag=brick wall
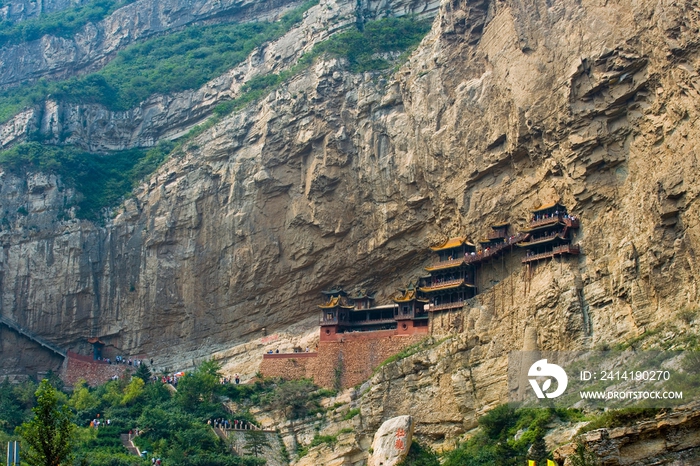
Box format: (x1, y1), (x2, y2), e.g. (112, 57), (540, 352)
(260, 332), (425, 389)
(259, 353), (317, 381)
(61, 352), (135, 387)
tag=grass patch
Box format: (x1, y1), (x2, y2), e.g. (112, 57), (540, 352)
(442, 405), (586, 466)
(213, 16), (432, 119)
(343, 408), (360, 420)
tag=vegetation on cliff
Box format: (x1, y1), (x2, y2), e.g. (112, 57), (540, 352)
(0, 141), (174, 220)
(214, 16), (432, 117)
(0, 0), (137, 47)
(0, 0), (318, 122)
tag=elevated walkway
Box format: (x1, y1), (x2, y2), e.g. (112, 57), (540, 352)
(0, 315), (66, 358)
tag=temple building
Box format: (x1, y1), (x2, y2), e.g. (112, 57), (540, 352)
(518, 202), (581, 264)
(392, 283), (429, 333)
(319, 286), (429, 341)
(421, 237), (478, 313)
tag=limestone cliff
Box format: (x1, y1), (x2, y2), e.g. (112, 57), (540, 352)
(0, 0), (699, 447)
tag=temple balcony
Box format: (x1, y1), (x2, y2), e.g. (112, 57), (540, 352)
(344, 317), (398, 327)
(420, 278), (469, 292)
(529, 214), (564, 229)
(320, 317), (339, 326)
(563, 217), (579, 228)
(430, 301), (465, 312)
(522, 244), (581, 263)
(425, 257), (464, 271)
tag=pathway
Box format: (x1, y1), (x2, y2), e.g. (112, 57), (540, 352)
(120, 433), (140, 456)
(0, 315), (66, 358)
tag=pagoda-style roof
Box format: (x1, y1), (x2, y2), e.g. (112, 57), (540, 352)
(393, 284), (428, 303)
(531, 202), (565, 214)
(87, 337), (105, 345)
(430, 236), (474, 252)
(348, 289), (374, 300)
(318, 296), (354, 309)
(419, 279), (476, 293)
(321, 287), (347, 296)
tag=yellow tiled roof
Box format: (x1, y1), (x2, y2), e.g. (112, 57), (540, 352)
(430, 237), (474, 251)
(532, 202), (563, 213)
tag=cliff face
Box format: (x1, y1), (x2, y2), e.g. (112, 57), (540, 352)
(1, 0), (699, 400)
(1, 0), (93, 24)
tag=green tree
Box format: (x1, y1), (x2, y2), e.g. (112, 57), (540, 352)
(528, 435), (548, 465)
(121, 377), (145, 405)
(244, 429), (271, 458)
(68, 380), (99, 412)
(134, 362), (152, 383)
(265, 379), (318, 419)
(397, 441), (440, 466)
(176, 359), (221, 408)
(16, 379), (77, 466)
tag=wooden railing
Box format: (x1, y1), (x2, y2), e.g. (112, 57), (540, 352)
(519, 232), (560, 246)
(522, 244), (581, 263)
(528, 214), (579, 229)
(464, 233), (528, 264)
(430, 301), (465, 312)
(421, 278), (464, 291)
(529, 215), (563, 228)
(426, 257), (464, 270)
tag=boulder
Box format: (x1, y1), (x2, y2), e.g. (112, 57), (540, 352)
(368, 415), (413, 466)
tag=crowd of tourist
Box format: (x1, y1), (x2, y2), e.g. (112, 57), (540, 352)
(265, 346), (311, 354)
(207, 418), (256, 430)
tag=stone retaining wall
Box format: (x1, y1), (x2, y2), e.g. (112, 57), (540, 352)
(260, 332), (425, 389)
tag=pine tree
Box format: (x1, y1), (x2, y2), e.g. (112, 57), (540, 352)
(528, 435), (548, 465)
(244, 429), (271, 457)
(134, 362), (152, 383)
(16, 379), (76, 466)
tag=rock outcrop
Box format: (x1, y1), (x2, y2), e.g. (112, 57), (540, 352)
(554, 403), (700, 465)
(368, 415), (414, 466)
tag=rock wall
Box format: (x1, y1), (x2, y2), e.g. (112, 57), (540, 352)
(61, 351), (134, 387)
(260, 352), (318, 382)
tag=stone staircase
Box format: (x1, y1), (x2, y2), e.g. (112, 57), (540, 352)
(0, 315), (66, 358)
